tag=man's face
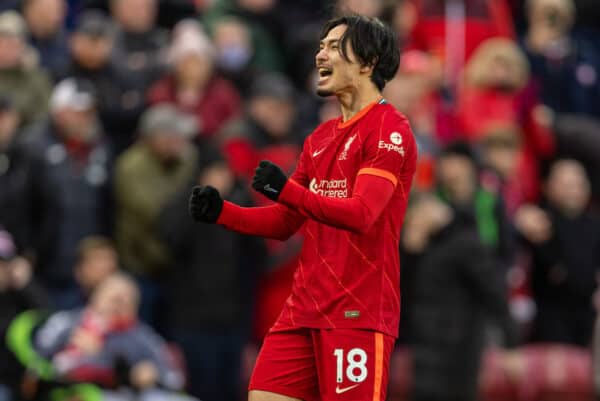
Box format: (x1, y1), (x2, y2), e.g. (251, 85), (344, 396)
(92, 278), (137, 320)
(315, 24), (364, 97)
(75, 248), (119, 293)
(546, 160), (590, 216)
(112, 0), (156, 33)
(147, 133), (189, 162)
(53, 107), (96, 141)
(437, 155), (477, 204)
(174, 53), (213, 88)
(529, 0), (573, 34)
(24, 0), (66, 38)
(249, 96), (295, 139)
(0, 35), (24, 69)
(71, 34), (113, 70)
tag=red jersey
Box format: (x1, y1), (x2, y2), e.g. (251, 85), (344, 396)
(218, 100), (417, 337)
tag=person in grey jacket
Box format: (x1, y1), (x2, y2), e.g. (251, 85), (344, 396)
(34, 273), (193, 401)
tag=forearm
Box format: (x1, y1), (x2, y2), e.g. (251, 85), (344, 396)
(277, 174), (395, 234)
(217, 202), (305, 241)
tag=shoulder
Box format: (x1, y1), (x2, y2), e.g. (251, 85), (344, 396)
(132, 322), (167, 346)
(115, 144), (147, 173)
(310, 118), (337, 138)
(370, 104), (412, 135)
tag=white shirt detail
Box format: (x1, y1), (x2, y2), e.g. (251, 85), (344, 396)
(312, 148), (325, 157)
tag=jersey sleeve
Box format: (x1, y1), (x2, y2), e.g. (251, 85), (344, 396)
(357, 110), (415, 187)
(288, 142), (311, 187)
(216, 138), (312, 240)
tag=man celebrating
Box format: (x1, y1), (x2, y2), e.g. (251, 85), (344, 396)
(189, 15), (416, 401)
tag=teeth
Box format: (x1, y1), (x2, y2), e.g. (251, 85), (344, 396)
(318, 68), (332, 76)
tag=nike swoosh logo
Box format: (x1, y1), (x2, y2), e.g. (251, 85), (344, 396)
(312, 148), (325, 157)
(335, 384), (359, 394)
(263, 184), (278, 193)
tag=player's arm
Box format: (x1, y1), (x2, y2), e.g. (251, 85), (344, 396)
(188, 186), (305, 241)
(218, 201), (305, 240)
(252, 112), (416, 234)
(253, 163), (396, 234)
(189, 146), (311, 240)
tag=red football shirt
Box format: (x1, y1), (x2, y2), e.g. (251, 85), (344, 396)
(274, 100), (417, 337)
(218, 100), (417, 337)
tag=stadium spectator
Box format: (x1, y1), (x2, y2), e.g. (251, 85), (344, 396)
(515, 159), (600, 346)
(58, 236), (120, 309)
(456, 38), (555, 212)
(147, 19), (241, 139)
(34, 273), (194, 401)
(0, 229), (48, 401)
(217, 73), (305, 341)
(435, 142), (514, 270)
(218, 72), (300, 178)
(27, 78), (112, 309)
(113, 104), (198, 326)
(63, 10), (143, 154)
(160, 150), (264, 401)
(401, 194), (516, 401)
(203, 0), (284, 78)
(383, 50), (448, 190)
(405, 0), (514, 88)
(522, 0), (600, 118)
(0, 95), (35, 253)
(380, 0), (418, 46)
(0, 11), (51, 128)
(209, 16), (262, 94)
(22, 0), (70, 80)
(109, 0), (167, 95)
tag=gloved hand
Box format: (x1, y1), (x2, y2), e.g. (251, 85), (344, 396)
(251, 160), (288, 201)
(188, 185), (223, 223)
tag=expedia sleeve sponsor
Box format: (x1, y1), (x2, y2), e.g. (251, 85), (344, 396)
(378, 140), (405, 156)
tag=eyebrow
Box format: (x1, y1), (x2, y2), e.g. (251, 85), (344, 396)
(319, 38), (341, 46)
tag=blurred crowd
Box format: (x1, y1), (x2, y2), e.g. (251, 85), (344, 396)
(1, 0), (600, 400)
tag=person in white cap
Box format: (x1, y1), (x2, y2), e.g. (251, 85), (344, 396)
(25, 78), (112, 309)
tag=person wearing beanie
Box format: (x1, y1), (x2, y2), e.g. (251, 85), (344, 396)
(113, 104), (198, 327)
(147, 19), (241, 139)
(0, 10), (51, 128)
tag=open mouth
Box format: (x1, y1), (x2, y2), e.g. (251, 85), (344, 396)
(318, 67), (333, 79)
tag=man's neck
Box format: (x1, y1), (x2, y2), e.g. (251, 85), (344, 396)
(337, 83), (382, 122)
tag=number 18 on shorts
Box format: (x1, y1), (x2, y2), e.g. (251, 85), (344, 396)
(249, 328), (395, 401)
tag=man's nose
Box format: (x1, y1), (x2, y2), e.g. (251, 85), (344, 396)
(316, 48), (328, 63)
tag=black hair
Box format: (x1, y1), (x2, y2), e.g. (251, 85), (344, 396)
(320, 15), (400, 91)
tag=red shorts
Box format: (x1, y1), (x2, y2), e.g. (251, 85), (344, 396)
(249, 328), (395, 401)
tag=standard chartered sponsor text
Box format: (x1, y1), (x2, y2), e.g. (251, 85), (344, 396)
(309, 178), (348, 198)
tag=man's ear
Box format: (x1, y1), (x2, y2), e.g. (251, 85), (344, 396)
(360, 63), (375, 76)
(359, 58), (377, 75)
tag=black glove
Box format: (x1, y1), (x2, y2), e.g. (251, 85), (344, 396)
(252, 160), (288, 201)
(188, 185), (223, 223)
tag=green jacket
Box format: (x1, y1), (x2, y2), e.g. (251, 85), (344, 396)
(0, 66), (50, 127)
(202, 0), (284, 73)
(114, 143), (198, 277)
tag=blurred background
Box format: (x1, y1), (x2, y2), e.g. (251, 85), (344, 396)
(1, 0), (600, 400)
